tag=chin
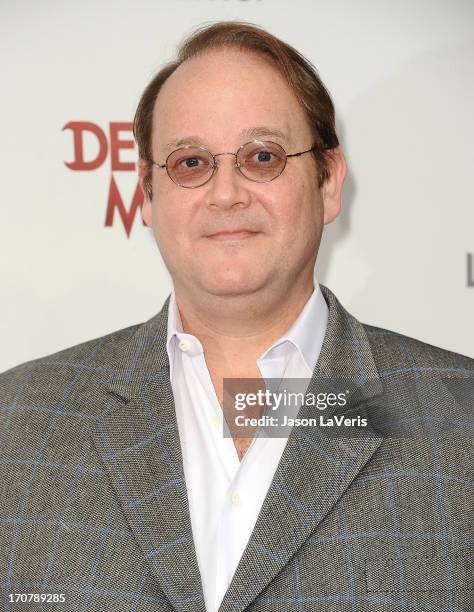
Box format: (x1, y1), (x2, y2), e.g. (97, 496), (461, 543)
(197, 268), (266, 297)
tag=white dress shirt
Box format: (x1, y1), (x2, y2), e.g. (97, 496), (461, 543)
(166, 283), (328, 612)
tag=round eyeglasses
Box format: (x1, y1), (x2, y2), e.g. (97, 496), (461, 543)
(150, 140), (326, 189)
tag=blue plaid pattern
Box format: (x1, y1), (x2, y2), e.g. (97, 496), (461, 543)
(0, 285), (472, 611)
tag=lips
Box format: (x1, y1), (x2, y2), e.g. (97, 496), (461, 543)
(207, 229), (259, 240)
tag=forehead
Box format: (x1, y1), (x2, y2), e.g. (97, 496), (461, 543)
(152, 47), (310, 151)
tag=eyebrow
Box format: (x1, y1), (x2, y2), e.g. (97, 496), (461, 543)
(164, 126), (288, 150)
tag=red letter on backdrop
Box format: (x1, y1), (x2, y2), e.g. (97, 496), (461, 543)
(105, 176), (144, 237)
(63, 122), (108, 170)
(110, 122), (135, 171)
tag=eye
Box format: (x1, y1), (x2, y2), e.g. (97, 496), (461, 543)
(179, 156), (205, 168)
(254, 150), (274, 163)
(244, 146), (284, 168)
(169, 152), (212, 175)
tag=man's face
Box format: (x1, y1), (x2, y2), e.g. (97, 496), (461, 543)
(141, 48), (344, 302)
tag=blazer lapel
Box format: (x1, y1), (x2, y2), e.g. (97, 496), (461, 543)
(218, 285), (385, 612)
(86, 299), (206, 612)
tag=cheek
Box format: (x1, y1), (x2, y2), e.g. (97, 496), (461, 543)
(269, 178), (322, 237)
(153, 190), (196, 244)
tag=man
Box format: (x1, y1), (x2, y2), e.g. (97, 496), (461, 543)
(0, 21), (472, 612)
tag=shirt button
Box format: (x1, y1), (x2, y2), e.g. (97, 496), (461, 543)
(178, 340), (190, 352)
(212, 415), (220, 429)
(231, 492), (241, 507)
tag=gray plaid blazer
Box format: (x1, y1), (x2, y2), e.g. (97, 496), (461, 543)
(0, 285), (473, 611)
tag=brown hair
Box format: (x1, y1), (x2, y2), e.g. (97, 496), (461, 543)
(134, 21), (339, 199)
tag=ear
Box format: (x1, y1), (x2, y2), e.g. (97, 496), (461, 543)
(320, 148), (347, 225)
(138, 158), (152, 227)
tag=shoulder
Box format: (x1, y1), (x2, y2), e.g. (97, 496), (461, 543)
(362, 322), (474, 374)
(360, 323), (474, 435)
(0, 321), (142, 406)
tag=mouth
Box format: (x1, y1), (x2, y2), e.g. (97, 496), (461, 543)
(206, 230), (259, 241)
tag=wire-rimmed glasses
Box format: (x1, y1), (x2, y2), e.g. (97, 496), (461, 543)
(149, 139), (329, 189)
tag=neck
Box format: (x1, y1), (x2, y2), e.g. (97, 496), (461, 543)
(173, 277), (315, 370)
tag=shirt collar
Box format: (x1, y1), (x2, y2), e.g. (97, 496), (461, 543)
(257, 281), (328, 374)
(166, 281), (328, 378)
(167, 290), (184, 338)
(166, 291), (202, 381)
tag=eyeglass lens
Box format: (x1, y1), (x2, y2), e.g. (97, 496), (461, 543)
(166, 141), (287, 187)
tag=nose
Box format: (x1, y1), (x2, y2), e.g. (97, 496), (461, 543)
(204, 153), (251, 211)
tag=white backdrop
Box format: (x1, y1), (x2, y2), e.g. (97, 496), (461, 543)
(1, 0), (473, 373)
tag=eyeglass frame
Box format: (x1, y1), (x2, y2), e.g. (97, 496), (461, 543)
(148, 139), (335, 188)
